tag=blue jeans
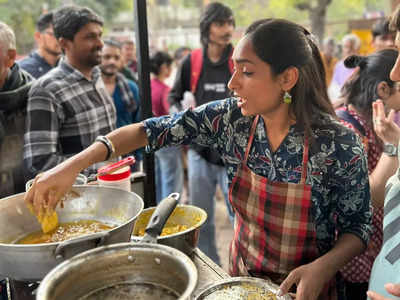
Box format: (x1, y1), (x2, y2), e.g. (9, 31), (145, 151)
(187, 149), (234, 265)
(155, 146), (184, 204)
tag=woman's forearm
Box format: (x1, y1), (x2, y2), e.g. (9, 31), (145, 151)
(369, 153), (398, 208)
(66, 122), (149, 174)
(107, 122), (149, 158)
(314, 233), (365, 278)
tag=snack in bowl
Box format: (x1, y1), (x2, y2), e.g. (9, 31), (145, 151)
(195, 277), (291, 300)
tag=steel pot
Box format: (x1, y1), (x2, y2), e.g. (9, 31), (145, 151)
(36, 242), (197, 300)
(132, 204), (207, 256)
(36, 198), (198, 300)
(0, 185), (144, 281)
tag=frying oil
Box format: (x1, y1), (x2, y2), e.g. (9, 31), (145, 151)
(79, 282), (179, 300)
(16, 220), (114, 244)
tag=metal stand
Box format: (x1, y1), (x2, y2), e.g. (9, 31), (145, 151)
(133, 0), (156, 208)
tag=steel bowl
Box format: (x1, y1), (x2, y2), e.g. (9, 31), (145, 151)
(195, 277), (292, 300)
(36, 242), (198, 300)
(132, 204), (207, 256)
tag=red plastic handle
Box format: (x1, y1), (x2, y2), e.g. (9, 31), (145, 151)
(97, 156), (135, 176)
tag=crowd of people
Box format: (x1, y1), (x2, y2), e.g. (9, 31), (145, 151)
(1, 1), (400, 300)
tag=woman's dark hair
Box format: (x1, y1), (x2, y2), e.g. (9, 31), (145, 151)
(53, 6), (103, 41)
(341, 49), (398, 126)
(245, 19), (334, 143)
(200, 2), (235, 47)
(150, 51), (173, 75)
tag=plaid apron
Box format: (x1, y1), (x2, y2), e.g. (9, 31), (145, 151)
(229, 115), (336, 299)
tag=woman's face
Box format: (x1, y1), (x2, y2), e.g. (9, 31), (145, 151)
(228, 36), (284, 117)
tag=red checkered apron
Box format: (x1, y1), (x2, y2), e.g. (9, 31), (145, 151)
(229, 116), (336, 299)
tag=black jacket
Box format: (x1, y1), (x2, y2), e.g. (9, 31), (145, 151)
(0, 64), (34, 197)
(167, 45), (233, 166)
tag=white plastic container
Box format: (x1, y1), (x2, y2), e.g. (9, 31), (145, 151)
(97, 165), (131, 192)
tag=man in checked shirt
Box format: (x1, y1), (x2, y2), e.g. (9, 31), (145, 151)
(23, 6), (116, 180)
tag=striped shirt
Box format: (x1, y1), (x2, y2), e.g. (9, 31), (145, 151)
(23, 59), (116, 179)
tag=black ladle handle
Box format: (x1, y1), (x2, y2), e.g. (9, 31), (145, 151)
(144, 193), (179, 238)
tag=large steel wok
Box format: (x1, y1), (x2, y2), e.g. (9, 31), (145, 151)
(0, 185), (144, 281)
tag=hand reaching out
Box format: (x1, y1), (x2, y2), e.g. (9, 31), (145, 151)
(372, 100), (400, 146)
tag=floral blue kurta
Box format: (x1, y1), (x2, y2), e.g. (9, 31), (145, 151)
(143, 98), (372, 254)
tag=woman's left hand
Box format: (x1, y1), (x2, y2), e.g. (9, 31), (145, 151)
(373, 100), (400, 145)
(278, 261), (332, 300)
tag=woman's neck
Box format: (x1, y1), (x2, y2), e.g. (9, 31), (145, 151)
(261, 106), (296, 152)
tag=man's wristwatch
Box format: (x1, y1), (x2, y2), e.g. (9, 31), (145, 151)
(383, 143), (398, 157)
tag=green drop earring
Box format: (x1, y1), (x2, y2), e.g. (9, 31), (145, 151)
(283, 91), (292, 104)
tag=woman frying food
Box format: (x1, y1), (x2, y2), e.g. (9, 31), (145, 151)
(25, 19), (372, 300)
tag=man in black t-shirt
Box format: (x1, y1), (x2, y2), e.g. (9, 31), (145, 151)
(168, 2), (235, 265)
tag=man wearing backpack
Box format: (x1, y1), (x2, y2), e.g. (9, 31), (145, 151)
(168, 2), (235, 264)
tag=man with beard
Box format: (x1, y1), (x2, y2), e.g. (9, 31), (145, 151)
(100, 39), (142, 167)
(24, 6), (116, 179)
(0, 21), (34, 198)
(18, 12), (61, 78)
(100, 39), (140, 129)
(168, 2), (235, 264)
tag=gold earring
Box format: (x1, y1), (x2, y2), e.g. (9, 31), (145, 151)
(283, 91), (292, 104)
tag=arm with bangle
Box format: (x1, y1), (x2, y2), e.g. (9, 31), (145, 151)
(25, 123), (149, 214)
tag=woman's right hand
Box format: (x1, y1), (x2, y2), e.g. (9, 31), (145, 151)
(373, 100), (400, 145)
(24, 160), (80, 215)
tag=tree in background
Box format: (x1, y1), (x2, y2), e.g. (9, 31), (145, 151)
(0, 0), (389, 53)
(0, 0), (131, 54)
(223, 0), (385, 44)
(296, 0), (333, 44)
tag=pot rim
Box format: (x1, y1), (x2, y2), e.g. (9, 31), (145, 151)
(36, 242), (198, 300)
(195, 276), (292, 300)
(0, 186), (144, 247)
(132, 204), (207, 239)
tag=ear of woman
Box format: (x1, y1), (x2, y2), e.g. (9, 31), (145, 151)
(279, 66), (299, 91)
